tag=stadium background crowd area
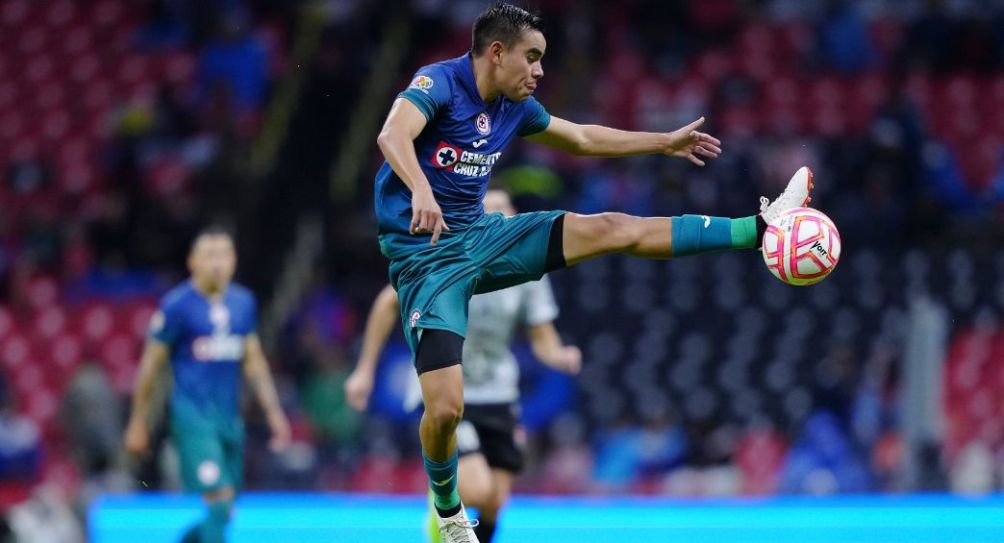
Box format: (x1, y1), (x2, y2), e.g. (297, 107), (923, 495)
(1, 0), (1004, 539)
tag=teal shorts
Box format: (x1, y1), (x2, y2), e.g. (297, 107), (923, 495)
(171, 421), (244, 494)
(380, 210), (565, 355)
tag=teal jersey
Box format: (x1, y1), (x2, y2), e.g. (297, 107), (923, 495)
(375, 53), (551, 256)
(151, 281), (258, 430)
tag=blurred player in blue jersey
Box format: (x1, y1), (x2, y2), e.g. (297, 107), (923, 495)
(348, 190), (581, 543)
(123, 227), (291, 543)
(375, 4), (812, 541)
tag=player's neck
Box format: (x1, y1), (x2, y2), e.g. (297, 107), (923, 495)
(471, 55), (500, 104)
(192, 279), (226, 301)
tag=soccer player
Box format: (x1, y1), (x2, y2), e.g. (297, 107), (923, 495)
(374, 4), (812, 541)
(347, 189), (581, 543)
(123, 227), (291, 543)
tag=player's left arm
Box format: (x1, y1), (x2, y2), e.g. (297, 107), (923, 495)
(525, 115), (722, 166)
(243, 333), (291, 452)
(528, 322), (581, 375)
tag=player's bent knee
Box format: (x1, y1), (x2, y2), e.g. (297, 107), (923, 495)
(203, 486), (234, 504)
(426, 397), (464, 429)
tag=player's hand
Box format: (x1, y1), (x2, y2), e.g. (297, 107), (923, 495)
(267, 411), (292, 453)
(410, 188), (449, 245)
(663, 117), (722, 167)
(123, 419), (150, 457)
(556, 345), (582, 375)
(345, 368), (375, 412)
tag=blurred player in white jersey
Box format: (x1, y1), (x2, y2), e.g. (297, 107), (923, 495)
(346, 190), (581, 543)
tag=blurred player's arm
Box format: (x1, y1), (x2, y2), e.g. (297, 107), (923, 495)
(243, 334), (291, 452)
(525, 116), (722, 166)
(528, 322), (581, 375)
(377, 98), (449, 244)
(345, 284), (401, 411)
(123, 339), (170, 456)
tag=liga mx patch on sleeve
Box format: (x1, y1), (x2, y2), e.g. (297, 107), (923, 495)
(408, 75), (434, 93)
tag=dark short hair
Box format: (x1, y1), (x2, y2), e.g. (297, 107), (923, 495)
(189, 224), (235, 254)
(472, 3), (544, 56)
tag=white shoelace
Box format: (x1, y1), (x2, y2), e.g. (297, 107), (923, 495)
(441, 517), (479, 543)
(759, 196), (770, 213)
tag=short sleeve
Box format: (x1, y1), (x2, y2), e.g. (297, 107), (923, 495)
(398, 64), (452, 121)
(521, 276), (559, 326)
(517, 97), (551, 137)
(247, 294), (259, 333)
(149, 301), (182, 347)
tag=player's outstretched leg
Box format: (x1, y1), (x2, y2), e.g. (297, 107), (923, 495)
(416, 330), (480, 543)
(560, 167), (813, 265)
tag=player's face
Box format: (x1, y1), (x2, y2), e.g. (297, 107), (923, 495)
(483, 190), (516, 216)
(189, 235), (236, 291)
(499, 30), (545, 102)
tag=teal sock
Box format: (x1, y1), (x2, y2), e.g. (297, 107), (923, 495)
(670, 215), (758, 257)
(423, 451), (461, 516)
(198, 501), (231, 543)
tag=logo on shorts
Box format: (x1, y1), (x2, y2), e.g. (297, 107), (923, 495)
(197, 460), (221, 486)
(409, 309), (422, 329)
(476, 112), (491, 135)
(408, 75), (434, 94)
(432, 141), (462, 168)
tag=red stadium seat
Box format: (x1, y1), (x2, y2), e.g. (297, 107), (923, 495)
(46, 0), (76, 28)
(24, 56), (55, 88)
(126, 301), (157, 340)
(162, 52), (197, 86)
(1, 0), (30, 28)
(49, 333), (83, 377)
(25, 276), (60, 311)
(33, 306), (67, 342)
(61, 24), (94, 58)
(1, 334), (30, 371)
(18, 26), (49, 58)
(78, 302), (114, 344)
(693, 50), (733, 82)
(0, 306), (14, 341)
(70, 54), (101, 85)
(93, 0), (124, 28)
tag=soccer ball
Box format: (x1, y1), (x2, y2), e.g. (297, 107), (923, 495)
(761, 207), (841, 286)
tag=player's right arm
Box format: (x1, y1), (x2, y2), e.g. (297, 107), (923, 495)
(123, 338), (170, 456)
(345, 284), (401, 411)
(376, 98), (449, 245)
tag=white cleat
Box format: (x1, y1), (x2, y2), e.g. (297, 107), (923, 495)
(437, 505), (480, 543)
(759, 166), (814, 224)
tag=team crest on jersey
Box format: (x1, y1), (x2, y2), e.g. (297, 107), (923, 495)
(209, 303), (230, 332)
(475, 112), (491, 135)
(432, 141), (462, 168)
(408, 75), (434, 94)
(409, 309), (422, 329)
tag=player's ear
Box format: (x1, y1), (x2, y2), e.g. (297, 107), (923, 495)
(490, 41), (504, 65)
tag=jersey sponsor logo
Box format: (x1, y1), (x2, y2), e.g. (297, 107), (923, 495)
(409, 309), (422, 329)
(192, 334), (245, 362)
(471, 138), (488, 148)
(408, 75), (434, 94)
(430, 141), (501, 176)
(432, 141), (462, 168)
(475, 112), (491, 135)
